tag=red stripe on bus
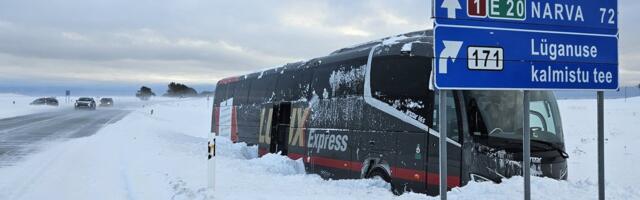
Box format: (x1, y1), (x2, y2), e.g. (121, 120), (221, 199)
(287, 153), (305, 160)
(258, 148), (267, 156)
(392, 167), (460, 187)
(284, 152), (459, 186)
(425, 173), (461, 188)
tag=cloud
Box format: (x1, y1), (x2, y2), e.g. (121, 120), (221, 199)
(61, 32), (90, 42)
(0, 0), (637, 86)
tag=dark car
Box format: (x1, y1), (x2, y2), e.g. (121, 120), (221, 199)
(75, 97), (96, 110)
(30, 97), (59, 106)
(99, 98), (114, 107)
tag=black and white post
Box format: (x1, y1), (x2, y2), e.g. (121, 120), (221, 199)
(208, 137), (216, 191)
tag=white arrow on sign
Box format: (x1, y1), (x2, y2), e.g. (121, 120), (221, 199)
(439, 40), (463, 74)
(441, 0), (461, 19)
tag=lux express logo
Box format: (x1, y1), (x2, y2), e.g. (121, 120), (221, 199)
(308, 131), (348, 153)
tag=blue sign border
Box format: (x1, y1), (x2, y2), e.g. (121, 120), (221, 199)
(433, 0), (619, 91)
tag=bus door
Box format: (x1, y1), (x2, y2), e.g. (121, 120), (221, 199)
(270, 102), (291, 155)
(426, 91), (463, 195)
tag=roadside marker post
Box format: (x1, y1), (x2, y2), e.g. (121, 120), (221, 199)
(432, 0), (618, 199)
(208, 137), (216, 191)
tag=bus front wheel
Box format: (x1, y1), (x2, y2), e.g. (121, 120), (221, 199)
(366, 169), (402, 195)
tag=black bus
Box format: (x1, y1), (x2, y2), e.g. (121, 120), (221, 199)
(210, 30), (567, 195)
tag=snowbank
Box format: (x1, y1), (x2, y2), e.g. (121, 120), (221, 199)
(0, 97), (638, 199)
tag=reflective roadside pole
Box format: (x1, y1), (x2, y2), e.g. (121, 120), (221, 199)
(208, 137), (216, 191)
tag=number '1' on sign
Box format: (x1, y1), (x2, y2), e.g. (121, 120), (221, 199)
(468, 0), (487, 17)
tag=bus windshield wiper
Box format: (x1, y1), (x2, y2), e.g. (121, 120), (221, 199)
(530, 140), (569, 159)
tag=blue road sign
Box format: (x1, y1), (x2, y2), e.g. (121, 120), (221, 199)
(435, 0), (618, 33)
(433, 0), (619, 90)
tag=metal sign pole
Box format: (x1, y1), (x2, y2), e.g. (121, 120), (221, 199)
(523, 91), (531, 200)
(597, 91), (605, 200)
(439, 90), (448, 200)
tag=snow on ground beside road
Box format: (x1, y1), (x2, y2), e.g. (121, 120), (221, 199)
(0, 93), (62, 118)
(0, 97), (638, 199)
(559, 97), (640, 188)
(0, 98), (213, 200)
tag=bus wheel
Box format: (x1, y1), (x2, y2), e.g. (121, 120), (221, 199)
(366, 169), (402, 195)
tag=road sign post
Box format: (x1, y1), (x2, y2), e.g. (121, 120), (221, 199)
(433, 0), (618, 199)
(523, 91), (531, 200)
(65, 90), (71, 103)
(597, 91), (604, 200)
(439, 90), (448, 200)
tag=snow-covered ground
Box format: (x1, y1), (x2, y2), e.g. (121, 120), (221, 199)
(0, 97), (638, 199)
(0, 94), (64, 119)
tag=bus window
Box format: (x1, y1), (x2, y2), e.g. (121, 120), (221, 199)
(250, 73), (278, 103)
(225, 82), (236, 102)
(463, 91), (564, 147)
(234, 78), (252, 105)
(312, 59), (366, 99)
(433, 91), (461, 143)
(276, 67), (314, 102)
(370, 55), (433, 126)
(214, 83), (227, 105)
(529, 101), (556, 134)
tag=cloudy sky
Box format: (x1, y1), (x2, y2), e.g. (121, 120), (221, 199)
(0, 0), (638, 89)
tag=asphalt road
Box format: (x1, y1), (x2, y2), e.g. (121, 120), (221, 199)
(0, 108), (131, 167)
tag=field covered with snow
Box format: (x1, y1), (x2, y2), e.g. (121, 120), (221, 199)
(0, 97), (638, 199)
(0, 94), (65, 118)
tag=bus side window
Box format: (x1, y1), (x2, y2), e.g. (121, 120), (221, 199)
(275, 67), (314, 102)
(225, 82), (237, 102)
(433, 91), (461, 143)
(235, 78), (252, 105)
(250, 73), (278, 103)
(214, 83), (227, 106)
(370, 55), (432, 126)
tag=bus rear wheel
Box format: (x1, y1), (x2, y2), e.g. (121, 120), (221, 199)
(366, 169), (402, 195)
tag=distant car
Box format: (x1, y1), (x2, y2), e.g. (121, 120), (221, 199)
(30, 97), (59, 106)
(75, 97), (96, 110)
(99, 98), (114, 107)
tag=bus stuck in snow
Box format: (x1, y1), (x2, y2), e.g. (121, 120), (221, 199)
(210, 30), (568, 196)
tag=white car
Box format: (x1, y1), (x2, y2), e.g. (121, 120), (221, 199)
(75, 97), (96, 110)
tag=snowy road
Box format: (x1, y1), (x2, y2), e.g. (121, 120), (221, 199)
(0, 109), (130, 167)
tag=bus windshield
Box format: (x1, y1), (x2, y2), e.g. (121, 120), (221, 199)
(463, 91), (564, 147)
